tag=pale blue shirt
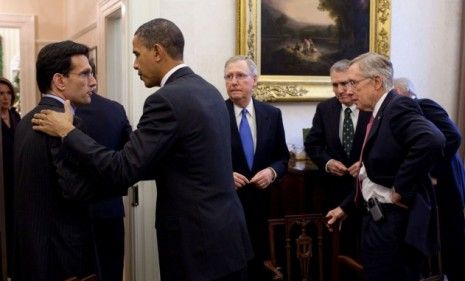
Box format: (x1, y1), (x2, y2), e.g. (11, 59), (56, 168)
(43, 93), (76, 115)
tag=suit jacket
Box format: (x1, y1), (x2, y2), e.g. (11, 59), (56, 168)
(416, 98), (465, 249)
(342, 91), (445, 255)
(226, 98), (289, 260)
(60, 67), (253, 281)
(13, 97), (101, 280)
(304, 96), (371, 209)
(76, 93), (132, 219)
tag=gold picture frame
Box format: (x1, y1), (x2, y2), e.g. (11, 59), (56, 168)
(236, 0), (391, 102)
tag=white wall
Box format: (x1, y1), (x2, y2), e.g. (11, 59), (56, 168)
(152, 0), (463, 148)
(390, 0), (462, 120)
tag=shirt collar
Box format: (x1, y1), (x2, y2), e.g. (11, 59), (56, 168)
(43, 93), (76, 115)
(161, 63), (188, 87)
(233, 99), (255, 118)
(373, 89), (392, 118)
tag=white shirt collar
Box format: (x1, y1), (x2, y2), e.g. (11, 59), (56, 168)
(373, 89), (392, 118)
(233, 99), (255, 119)
(161, 63), (188, 87)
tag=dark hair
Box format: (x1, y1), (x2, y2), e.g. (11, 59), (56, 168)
(0, 77), (16, 106)
(36, 40), (90, 93)
(134, 18), (184, 60)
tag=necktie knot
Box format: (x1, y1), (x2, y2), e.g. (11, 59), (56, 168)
(344, 107), (352, 117)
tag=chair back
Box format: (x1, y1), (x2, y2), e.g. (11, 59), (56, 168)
(267, 214), (340, 281)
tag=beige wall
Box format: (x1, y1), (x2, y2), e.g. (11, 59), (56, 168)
(64, 0), (97, 47)
(0, 0), (98, 49)
(0, 0), (64, 49)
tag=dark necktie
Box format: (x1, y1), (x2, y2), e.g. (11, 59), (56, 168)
(239, 108), (254, 169)
(355, 115), (375, 205)
(342, 107), (354, 157)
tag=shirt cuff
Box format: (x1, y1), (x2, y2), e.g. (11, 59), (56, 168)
(269, 167), (277, 182)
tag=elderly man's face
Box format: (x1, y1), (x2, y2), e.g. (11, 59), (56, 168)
(224, 60), (257, 107)
(330, 70), (353, 106)
(347, 63), (375, 111)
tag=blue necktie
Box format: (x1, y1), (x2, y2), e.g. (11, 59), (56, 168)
(239, 109), (254, 169)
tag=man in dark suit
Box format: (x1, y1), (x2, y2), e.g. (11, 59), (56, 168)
(32, 18), (253, 281)
(305, 60), (370, 262)
(223, 55), (289, 280)
(394, 77), (465, 281)
(76, 92), (132, 281)
(326, 53), (445, 281)
(13, 41), (99, 280)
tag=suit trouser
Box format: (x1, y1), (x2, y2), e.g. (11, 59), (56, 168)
(92, 218), (125, 281)
(361, 204), (423, 281)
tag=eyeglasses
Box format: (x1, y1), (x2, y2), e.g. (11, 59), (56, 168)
(332, 81), (350, 88)
(347, 77), (371, 88)
(224, 73), (250, 82)
(68, 70), (95, 79)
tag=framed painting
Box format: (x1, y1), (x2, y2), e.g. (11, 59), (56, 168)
(236, 0), (391, 101)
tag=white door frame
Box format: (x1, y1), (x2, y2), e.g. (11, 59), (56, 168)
(0, 14), (36, 115)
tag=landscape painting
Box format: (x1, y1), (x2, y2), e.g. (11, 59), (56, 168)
(261, 0), (370, 76)
(236, 0), (391, 101)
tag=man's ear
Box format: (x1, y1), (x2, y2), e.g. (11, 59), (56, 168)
(373, 76), (383, 91)
(152, 43), (164, 62)
(52, 73), (66, 91)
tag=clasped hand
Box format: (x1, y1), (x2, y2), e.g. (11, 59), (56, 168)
(233, 168), (274, 190)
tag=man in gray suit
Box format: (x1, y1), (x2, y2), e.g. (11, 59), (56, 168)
(32, 18), (253, 281)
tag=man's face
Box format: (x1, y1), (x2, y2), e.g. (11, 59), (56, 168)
(132, 36), (161, 88)
(0, 84), (12, 110)
(63, 55), (96, 105)
(347, 63), (374, 111)
(330, 70), (352, 106)
(224, 60), (257, 107)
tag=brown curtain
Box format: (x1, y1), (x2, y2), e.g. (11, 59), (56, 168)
(458, 1), (465, 160)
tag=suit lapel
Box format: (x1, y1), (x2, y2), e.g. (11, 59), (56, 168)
(253, 100), (269, 169)
(226, 99), (250, 170)
(366, 91), (396, 148)
(328, 98), (346, 157)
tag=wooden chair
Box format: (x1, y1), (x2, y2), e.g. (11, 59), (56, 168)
(266, 214), (341, 281)
(266, 213), (366, 281)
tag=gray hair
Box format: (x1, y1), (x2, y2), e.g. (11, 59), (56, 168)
(350, 52), (393, 91)
(330, 59), (350, 73)
(394, 77), (417, 98)
(224, 55), (257, 77)
(135, 18), (184, 60)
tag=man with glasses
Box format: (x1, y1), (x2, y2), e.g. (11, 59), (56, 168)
(13, 40), (104, 280)
(326, 52), (445, 281)
(304, 59), (371, 277)
(224, 55), (289, 280)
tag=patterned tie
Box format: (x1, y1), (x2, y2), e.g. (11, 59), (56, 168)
(342, 107), (354, 157)
(355, 115), (375, 205)
(239, 108), (254, 169)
